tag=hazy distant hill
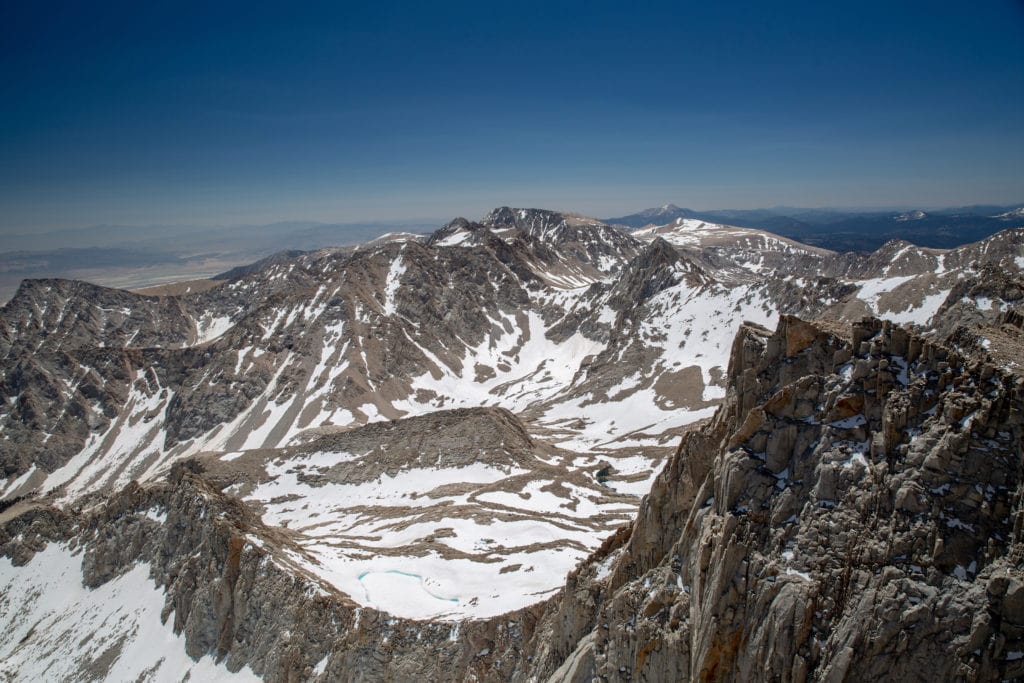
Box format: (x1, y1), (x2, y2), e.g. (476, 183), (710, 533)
(0, 220), (437, 301)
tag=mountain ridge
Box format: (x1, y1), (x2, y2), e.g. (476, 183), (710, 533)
(3, 313), (1021, 680)
(607, 203), (1024, 252)
(0, 205), (1022, 680)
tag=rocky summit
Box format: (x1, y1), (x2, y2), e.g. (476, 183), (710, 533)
(1, 207), (1023, 681)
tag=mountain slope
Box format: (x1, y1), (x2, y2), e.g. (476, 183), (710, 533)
(1, 206), (1024, 680)
(2, 314), (1021, 681)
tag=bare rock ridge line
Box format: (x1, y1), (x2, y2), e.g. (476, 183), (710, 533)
(0, 208), (1021, 503)
(3, 314), (1023, 681)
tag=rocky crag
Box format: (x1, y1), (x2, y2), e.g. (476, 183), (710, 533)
(519, 315), (1024, 682)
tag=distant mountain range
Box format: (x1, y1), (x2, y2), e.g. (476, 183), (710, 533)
(605, 203), (1024, 251)
(3, 204), (1022, 302)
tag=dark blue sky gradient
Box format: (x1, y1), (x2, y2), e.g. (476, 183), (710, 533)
(1, 0), (1022, 231)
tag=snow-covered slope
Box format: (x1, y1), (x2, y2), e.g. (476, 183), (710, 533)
(633, 216), (830, 256)
(0, 543), (260, 681)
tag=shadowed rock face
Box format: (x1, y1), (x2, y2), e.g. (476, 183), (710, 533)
(2, 315), (1022, 681)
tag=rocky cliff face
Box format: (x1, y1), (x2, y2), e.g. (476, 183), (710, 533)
(512, 315), (1024, 682)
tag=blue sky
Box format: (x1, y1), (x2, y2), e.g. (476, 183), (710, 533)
(1, 0), (1022, 232)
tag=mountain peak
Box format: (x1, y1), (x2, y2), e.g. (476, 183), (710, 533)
(480, 206), (574, 231)
(604, 204), (697, 228)
(425, 216), (487, 247)
(896, 209), (928, 221)
(481, 206), (520, 227)
(995, 207), (1024, 220)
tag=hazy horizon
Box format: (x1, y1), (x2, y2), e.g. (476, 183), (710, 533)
(4, 200), (1024, 246)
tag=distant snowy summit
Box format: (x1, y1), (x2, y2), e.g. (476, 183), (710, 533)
(608, 202), (1024, 251)
(604, 203), (698, 228)
(996, 207), (1024, 220)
